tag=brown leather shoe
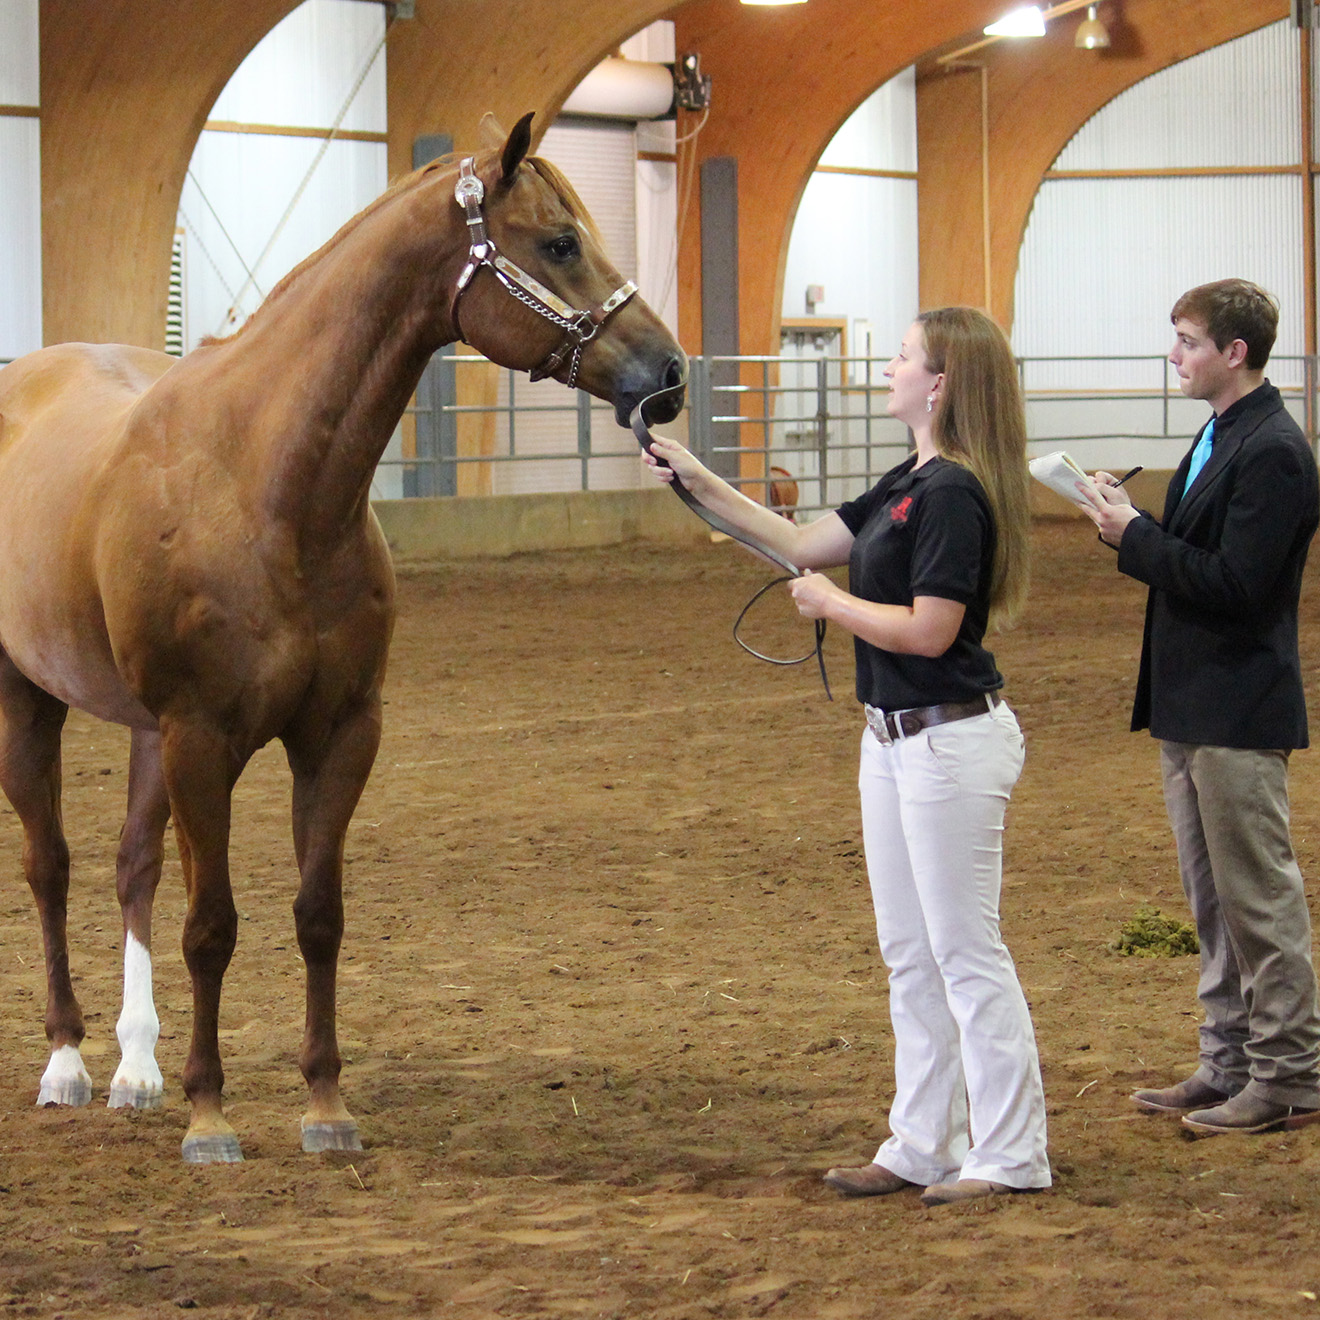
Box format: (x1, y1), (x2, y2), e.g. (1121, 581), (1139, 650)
(920, 1178), (1039, 1206)
(1181, 1090), (1320, 1136)
(1131, 1076), (1230, 1113)
(822, 1163), (916, 1197)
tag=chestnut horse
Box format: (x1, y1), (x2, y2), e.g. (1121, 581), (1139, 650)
(0, 114), (685, 1163)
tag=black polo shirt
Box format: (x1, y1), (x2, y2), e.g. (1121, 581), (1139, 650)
(836, 454), (1003, 710)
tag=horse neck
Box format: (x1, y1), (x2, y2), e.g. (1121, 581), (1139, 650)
(224, 183), (464, 547)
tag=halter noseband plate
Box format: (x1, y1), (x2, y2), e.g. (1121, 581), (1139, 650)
(449, 157), (638, 390)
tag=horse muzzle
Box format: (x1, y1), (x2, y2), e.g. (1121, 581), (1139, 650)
(613, 354), (687, 428)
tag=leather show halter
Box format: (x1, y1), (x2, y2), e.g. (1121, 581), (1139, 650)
(449, 157), (638, 390)
(631, 385), (832, 701)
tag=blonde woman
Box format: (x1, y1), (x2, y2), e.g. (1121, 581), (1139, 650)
(643, 307), (1049, 1205)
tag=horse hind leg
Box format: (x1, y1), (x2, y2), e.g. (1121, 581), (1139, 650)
(108, 727), (170, 1109)
(0, 654), (90, 1106)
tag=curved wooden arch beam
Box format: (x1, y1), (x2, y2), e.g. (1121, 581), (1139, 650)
(917, 0), (1289, 329)
(671, 0), (1008, 356)
(39, 0), (302, 348)
(673, 0), (1289, 355)
(38, 0), (677, 350)
(40, 0), (1282, 356)
(383, 0), (680, 180)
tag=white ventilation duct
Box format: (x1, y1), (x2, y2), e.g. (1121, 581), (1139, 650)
(560, 57), (674, 120)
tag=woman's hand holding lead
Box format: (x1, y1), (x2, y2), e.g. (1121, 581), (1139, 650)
(787, 570), (842, 619)
(641, 435), (706, 493)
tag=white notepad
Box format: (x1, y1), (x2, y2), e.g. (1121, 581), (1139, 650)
(1028, 451), (1101, 509)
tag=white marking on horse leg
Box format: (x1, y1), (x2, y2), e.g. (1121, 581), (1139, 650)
(38, 1043), (93, 1107)
(108, 932), (164, 1109)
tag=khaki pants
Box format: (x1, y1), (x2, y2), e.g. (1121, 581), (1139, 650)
(1160, 742), (1320, 1106)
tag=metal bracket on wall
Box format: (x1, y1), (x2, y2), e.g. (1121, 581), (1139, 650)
(674, 53), (712, 112)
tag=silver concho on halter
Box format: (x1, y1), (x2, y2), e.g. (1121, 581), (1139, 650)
(448, 156), (637, 390)
(454, 159), (486, 216)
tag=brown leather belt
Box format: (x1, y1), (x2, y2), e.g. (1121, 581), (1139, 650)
(865, 691), (1001, 746)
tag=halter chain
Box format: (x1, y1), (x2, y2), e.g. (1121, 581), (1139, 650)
(449, 157), (638, 389)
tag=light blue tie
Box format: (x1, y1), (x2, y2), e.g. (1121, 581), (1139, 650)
(1182, 417), (1216, 498)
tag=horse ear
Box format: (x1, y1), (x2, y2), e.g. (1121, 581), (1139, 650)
(500, 112), (535, 183)
(477, 112), (507, 152)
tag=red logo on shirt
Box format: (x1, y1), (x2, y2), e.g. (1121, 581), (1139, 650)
(890, 496), (913, 523)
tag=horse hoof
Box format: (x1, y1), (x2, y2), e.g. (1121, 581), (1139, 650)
(108, 1081), (165, 1110)
(37, 1077), (92, 1107)
(301, 1120), (363, 1153)
(181, 1132), (244, 1164)
(38, 1044), (93, 1106)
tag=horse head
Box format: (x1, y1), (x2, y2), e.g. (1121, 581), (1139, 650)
(450, 113), (686, 427)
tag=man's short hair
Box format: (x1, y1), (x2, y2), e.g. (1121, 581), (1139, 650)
(1171, 279), (1279, 370)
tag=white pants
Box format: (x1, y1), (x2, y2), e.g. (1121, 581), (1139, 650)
(858, 700), (1051, 1188)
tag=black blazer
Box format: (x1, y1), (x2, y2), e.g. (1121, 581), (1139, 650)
(1117, 382), (1319, 750)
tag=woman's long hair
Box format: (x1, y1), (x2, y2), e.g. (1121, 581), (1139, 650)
(918, 306), (1031, 629)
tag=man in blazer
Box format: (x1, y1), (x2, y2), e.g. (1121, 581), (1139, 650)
(1086, 279), (1320, 1135)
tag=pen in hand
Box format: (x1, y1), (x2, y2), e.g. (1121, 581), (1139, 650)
(1113, 466), (1144, 487)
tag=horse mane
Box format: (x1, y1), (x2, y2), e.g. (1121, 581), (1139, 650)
(200, 151), (601, 350)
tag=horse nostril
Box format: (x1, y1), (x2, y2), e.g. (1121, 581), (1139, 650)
(639, 356), (686, 424)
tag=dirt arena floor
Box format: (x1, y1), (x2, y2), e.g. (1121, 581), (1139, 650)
(4, 518), (1320, 1319)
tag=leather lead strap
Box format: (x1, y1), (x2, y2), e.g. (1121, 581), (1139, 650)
(630, 386), (832, 700)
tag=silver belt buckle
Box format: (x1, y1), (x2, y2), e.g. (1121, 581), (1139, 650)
(865, 705), (894, 746)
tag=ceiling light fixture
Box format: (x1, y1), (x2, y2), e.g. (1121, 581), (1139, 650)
(740, 0), (807, 6)
(937, 0), (1114, 65)
(1074, 4), (1111, 47)
(983, 5), (1047, 37)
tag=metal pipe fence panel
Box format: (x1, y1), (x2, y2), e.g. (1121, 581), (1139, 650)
(3, 352), (1314, 506)
(377, 349), (1319, 510)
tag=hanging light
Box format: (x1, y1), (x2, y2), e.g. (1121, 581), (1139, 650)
(1074, 4), (1111, 48)
(983, 5), (1047, 37)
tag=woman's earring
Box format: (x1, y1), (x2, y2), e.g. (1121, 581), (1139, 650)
(926, 395), (935, 413)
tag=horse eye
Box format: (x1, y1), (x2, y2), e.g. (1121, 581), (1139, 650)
(545, 234), (580, 262)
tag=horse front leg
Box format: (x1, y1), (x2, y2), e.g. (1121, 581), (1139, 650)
(286, 698), (382, 1153)
(0, 656), (87, 1105)
(108, 727), (171, 1109)
(159, 717), (243, 1163)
